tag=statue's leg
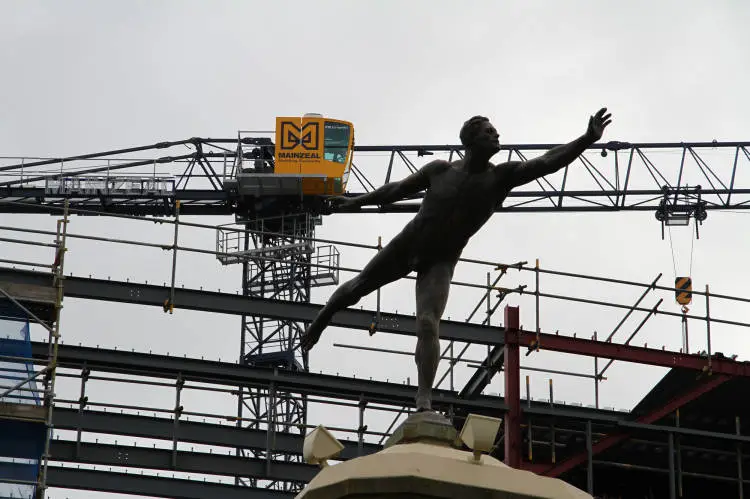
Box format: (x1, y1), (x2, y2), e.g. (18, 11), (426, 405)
(300, 235), (412, 351)
(414, 260), (455, 411)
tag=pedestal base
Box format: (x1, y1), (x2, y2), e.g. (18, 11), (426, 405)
(296, 410), (593, 499)
(384, 410), (457, 448)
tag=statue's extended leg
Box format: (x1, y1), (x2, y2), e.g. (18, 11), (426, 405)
(414, 260), (455, 411)
(300, 235), (412, 352)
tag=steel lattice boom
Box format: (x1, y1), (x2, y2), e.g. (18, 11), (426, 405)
(0, 140), (748, 219)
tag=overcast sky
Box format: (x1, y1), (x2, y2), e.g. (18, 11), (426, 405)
(2, 1), (750, 497)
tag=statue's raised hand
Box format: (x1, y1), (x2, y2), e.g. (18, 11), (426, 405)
(586, 107), (612, 142)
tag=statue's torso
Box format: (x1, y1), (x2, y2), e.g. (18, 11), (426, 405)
(401, 162), (511, 265)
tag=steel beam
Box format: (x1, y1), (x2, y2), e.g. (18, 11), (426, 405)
(35, 342), (506, 413)
(514, 330), (750, 377)
(2, 263), (743, 378)
(3, 140), (750, 216)
(39, 345), (629, 426)
(51, 406), (377, 460)
(50, 439), (317, 483)
(7, 266), (747, 379)
(543, 374), (730, 478)
(459, 344), (504, 399)
(0, 267), (498, 346)
(46, 466), (294, 499)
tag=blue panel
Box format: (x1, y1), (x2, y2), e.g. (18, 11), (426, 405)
(0, 316), (40, 499)
(0, 422), (46, 460)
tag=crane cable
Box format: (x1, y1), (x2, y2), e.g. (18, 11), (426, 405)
(667, 221), (697, 322)
(667, 221), (697, 281)
(667, 225), (678, 279)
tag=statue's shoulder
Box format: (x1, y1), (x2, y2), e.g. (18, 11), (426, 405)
(490, 160), (521, 177)
(421, 158), (453, 176)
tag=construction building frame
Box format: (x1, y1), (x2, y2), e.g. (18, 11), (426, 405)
(1, 139), (750, 498)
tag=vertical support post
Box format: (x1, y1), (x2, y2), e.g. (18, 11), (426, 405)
(449, 341), (454, 392)
(669, 432), (676, 499)
(235, 226), (250, 486)
(586, 419), (593, 495)
(166, 200), (180, 314)
(504, 306), (521, 468)
(738, 416), (744, 499)
(526, 375), (531, 408)
(681, 308), (690, 354)
(486, 272), (491, 324)
(39, 199), (69, 499)
(266, 381), (276, 478)
(371, 236), (382, 335)
(172, 374), (183, 469)
(676, 409), (683, 497)
(705, 284), (712, 373)
(535, 259), (540, 349)
(549, 379), (556, 463)
(75, 365), (89, 458)
(593, 331), (599, 409)
(486, 273), (491, 376)
(222, 152), (227, 182)
(526, 375), (532, 461)
(358, 396), (366, 456)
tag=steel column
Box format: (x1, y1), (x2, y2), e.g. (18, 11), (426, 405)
(669, 432), (676, 499)
(504, 306), (521, 468)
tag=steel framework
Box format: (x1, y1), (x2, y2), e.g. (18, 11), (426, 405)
(2, 135), (750, 498)
(0, 140), (749, 221)
(231, 213), (316, 492)
(0, 205), (68, 499)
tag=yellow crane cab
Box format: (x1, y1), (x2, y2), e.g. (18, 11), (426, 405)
(225, 114), (354, 201)
(274, 114), (354, 195)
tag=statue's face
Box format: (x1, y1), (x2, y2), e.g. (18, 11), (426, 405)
(473, 121), (501, 155)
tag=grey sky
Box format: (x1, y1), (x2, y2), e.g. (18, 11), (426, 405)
(1, 1), (750, 497)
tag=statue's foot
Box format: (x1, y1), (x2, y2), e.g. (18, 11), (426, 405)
(300, 321), (325, 352)
(415, 391), (432, 412)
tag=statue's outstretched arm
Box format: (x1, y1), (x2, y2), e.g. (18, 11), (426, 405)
(502, 108), (612, 189)
(338, 159), (448, 209)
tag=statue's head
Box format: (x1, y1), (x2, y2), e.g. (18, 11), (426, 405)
(460, 116), (500, 155)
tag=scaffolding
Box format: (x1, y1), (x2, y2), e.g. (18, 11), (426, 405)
(0, 208), (749, 496)
(2, 135), (750, 496)
(0, 203), (68, 499)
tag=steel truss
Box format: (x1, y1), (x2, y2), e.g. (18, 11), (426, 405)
(0, 249), (745, 499)
(232, 213), (323, 492)
(0, 140), (749, 218)
(2, 132), (750, 497)
(21, 341), (750, 499)
(0, 205), (68, 499)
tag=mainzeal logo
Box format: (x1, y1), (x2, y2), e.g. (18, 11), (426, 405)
(279, 121), (321, 160)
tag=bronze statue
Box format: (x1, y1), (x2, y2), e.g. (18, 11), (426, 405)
(301, 108), (613, 411)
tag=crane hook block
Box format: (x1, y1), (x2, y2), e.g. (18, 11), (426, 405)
(675, 277), (692, 305)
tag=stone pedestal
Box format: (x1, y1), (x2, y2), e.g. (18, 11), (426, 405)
(296, 410), (592, 499)
(383, 410), (457, 448)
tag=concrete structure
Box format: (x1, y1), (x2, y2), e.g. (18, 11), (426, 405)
(296, 411), (593, 499)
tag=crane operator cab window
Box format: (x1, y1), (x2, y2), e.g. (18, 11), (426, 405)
(324, 121), (350, 164)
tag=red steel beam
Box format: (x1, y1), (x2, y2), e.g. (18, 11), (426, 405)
(518, 330), (750, 377)
(504, 306), (521, 468)
(542, 373), (730, 478)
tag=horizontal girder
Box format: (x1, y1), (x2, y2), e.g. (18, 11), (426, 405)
(0, 140), (748, 215)
(3, 267), (748, 379)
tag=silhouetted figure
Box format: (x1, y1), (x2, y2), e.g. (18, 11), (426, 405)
(301, 108), (613, 411)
